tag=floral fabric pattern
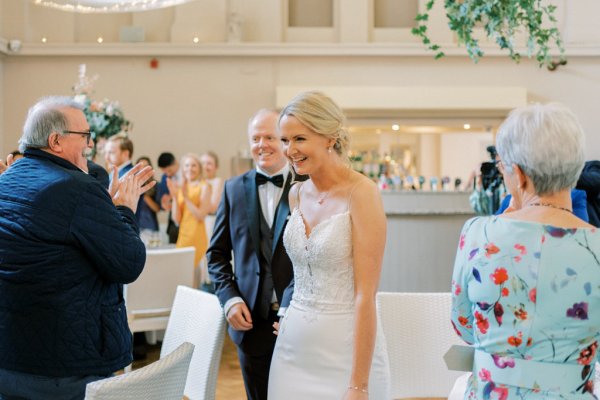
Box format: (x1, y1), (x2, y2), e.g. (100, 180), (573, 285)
(451, 216), (600, 399)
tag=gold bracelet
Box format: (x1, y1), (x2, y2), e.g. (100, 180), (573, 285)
(347, 386), (368, 393)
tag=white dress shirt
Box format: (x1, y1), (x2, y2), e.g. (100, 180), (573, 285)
(256, 164), (289, 229)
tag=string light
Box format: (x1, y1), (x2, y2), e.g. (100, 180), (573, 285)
(193, 37), (200, 43)
(41, 37), (47, 43)
(32, 0), (197, 13)
(97, 37), (104, 43)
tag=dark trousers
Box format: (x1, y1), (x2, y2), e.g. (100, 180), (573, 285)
(166, 214), (179, 244)
(235, 309), (278, 400)
(0, 368), (110, 400)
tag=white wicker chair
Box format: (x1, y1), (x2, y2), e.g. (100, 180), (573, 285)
(160, 285), (226, 400)
(125, 246), (195, 333)
(376, 292), (464, 399)
(85, 342), (194, 400)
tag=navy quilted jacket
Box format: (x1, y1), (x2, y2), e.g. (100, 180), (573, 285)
(0, 149), (146, 377)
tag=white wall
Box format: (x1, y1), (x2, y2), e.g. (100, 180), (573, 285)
(3, 55), (600, 178)
(2, 0), (600, 177)
(441, 132), (494, 185)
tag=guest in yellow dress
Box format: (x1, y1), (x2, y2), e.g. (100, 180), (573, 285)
(167, 153), (212, 287)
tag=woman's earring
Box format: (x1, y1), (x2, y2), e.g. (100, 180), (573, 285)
(328, 147), (332, 154)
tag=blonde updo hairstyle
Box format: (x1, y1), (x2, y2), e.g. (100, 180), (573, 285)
(278, 91), (350, 163)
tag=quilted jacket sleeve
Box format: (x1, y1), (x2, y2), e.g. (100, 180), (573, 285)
(69, 181), (146, 284)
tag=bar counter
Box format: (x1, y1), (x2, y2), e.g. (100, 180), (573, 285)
(379, 191), (475, 293)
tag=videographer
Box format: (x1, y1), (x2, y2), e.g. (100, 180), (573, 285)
(469, 145), (506, 215)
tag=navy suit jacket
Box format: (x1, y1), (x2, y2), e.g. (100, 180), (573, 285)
(207, 169), (295, 345)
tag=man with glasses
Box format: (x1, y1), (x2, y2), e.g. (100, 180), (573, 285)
(0, 96), (155, 400)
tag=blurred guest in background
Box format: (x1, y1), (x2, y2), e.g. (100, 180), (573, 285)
(104, 132), (133, 183)
(200, 151), (224, 239)
(451, 103), (600, 398)
(576, 160), (600, 227)
(157, 152), (180, 244)
(167, 153), (211, 287)
(200, 151), (224, 292)
(135, 156), (160, 244)
(200, 151), (224, 213)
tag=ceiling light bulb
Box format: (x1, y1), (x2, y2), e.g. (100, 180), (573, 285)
(464, 123), (471, 130)
(392, 124), (400, 131)
(41, 37), (47, 43)
(97, 37), (104, 43)
(193, 37), (200, 43)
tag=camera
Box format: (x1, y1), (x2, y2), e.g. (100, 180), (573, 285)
(480, 145), (503, 191)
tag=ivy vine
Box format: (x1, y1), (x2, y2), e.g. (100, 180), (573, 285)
(412, 0), (566, 70)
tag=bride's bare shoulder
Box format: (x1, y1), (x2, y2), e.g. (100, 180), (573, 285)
(347, 171), (377, 193)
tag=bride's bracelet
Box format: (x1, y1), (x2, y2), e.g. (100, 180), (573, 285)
(347, 386), (368, 393)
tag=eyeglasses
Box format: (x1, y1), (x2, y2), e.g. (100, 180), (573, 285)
(62, 130), (93, 143)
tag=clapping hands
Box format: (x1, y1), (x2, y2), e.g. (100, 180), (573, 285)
(166, 176), (189, 200)
(0, 154), (15, 175)
(109, 162), (156, 213)
(166, 175), (181, 196)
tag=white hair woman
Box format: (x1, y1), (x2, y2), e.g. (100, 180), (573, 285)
(268, 91), (390, 399)
(451, 103), (600, 398)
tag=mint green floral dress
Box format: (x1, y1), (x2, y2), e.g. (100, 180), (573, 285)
(451, 216), (600, 399)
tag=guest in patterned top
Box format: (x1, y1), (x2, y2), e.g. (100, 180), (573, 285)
(451, 103), (600, 399)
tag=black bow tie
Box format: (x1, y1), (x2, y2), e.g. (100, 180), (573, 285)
(256, 173), (284, 188)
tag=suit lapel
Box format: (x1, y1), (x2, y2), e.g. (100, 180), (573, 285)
(271, 173), (292, 254)
(243, 171), (261, 257)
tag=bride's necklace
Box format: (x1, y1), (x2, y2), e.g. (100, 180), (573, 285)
(527, 202), (573, 213)
(316, 190), (330, 205)
(314, 167), (351, 205)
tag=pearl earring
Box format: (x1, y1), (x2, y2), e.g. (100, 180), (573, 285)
(328, 147), (332, 154)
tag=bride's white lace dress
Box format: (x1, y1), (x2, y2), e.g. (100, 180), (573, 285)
(268, 208), (390, 399)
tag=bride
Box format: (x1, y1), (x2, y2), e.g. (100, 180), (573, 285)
(268, 91), (390, 399)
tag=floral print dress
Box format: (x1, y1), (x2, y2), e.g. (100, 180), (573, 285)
(451, 216), (600, 399)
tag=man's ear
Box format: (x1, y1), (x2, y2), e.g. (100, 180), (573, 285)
(47, 132), (62, 153)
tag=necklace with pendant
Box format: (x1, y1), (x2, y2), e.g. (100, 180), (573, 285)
(317, 190), (330, 205)
(528, 202), (573, 213)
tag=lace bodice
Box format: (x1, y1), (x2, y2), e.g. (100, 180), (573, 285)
(283, 208), (355, 312)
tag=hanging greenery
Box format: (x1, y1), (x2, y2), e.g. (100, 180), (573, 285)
(412, 0), (566, 70)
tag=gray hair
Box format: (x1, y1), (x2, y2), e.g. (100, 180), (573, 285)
(496, 103), (585, 195)
(278, 91), (350, 162)
(19, 96), (83, 152)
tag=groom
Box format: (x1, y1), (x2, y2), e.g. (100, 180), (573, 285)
(207, 109), (295, 400)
